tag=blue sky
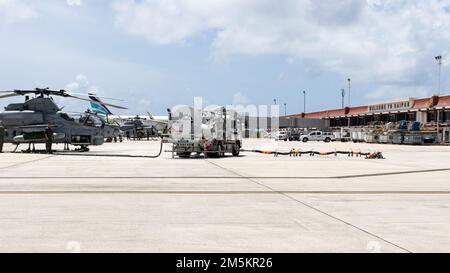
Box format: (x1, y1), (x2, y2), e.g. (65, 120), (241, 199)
(0, 0), (449, 115)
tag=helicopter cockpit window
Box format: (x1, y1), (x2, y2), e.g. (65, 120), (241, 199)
(85, 115), (104, 127)
(59, 113), (74, 121)
(69, 114), (103, 127)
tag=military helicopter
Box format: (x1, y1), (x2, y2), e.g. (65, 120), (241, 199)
(0, 88), (127, 152)
(119, 115), (159, 140)
(87, 95), (167, 140)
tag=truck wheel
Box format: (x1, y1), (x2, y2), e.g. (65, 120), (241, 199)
(302, 138), (308, 143)
(232, 145), (240, 156)
(177, 152), (191, 158)
(205, 148), (221, 158)
(217, 145), (223, 157)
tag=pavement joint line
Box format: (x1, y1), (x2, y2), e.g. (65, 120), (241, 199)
(0, 155), (54, 171)
(53, 153), (159, 159)
(1, 168), (449, 180)
(205, 159), (413, 253)
(279, 193), (412, 253)
(333, 168), (450, 179)
(0, 191), (448, 195)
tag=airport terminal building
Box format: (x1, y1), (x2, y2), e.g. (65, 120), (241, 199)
(285, 95), (450, 127)
(282, 94), (450, 142)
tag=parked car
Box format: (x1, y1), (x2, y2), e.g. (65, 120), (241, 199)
(300, 131), (335, 143)
(275, 131), (288, 141)
(288, 132), (301, 141)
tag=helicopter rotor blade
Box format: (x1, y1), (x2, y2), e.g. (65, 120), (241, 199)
(0, 88), (127, 109)
(0, 88), (55, 96)
(42, 89), (127, 108)
(86, 93), (124, 102)
(56, 91), (123, 102)
(67, 94), (128, 110)
(0, 93), (21, 99)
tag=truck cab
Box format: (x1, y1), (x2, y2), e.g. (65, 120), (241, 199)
(167, 107), (242, 158)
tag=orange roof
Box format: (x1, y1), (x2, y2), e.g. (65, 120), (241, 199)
(303, 106), (366, 119)
(437, 95), (450, 107)
(348, 106), (368, 116)
(413, 98), (431, 108)
(328, 109), (346, 117)
(305, 109), (346, 119)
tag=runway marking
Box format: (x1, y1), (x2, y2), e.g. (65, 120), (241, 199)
(0, 167), (448, 180)
(0, 190), (447, 195)
(205, 159), (413, 253)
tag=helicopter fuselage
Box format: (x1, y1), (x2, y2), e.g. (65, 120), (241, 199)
(0, 97), (119, 146)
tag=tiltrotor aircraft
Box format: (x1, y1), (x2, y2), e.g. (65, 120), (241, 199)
(0, 88), (127, 151)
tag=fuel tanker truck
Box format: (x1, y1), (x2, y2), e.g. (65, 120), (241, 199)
(167, 106), (242, 158)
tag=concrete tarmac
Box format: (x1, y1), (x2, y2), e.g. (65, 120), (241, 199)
(0, 139), (449, 252)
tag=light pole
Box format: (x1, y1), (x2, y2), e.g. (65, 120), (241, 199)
(435, 56), (443, 143)
(273, 98), (277, 106)
(302, 90), (306, 113)
(341, 88), (345, 108)
(347, 78), (351, 107)
(284, 103), (287, 116)
(436, 56), (442, 95)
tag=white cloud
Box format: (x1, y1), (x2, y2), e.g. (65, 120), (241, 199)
(232, 92), (249, 105)
(0, 0), (37, 25)
(61, 74), (101, 112)
(65, 73), (98, 94)
(112, 0), (207, 44)
(66, 0), (81, 6)
(112, 0), (450, 99)
(366, 85), (429, 101)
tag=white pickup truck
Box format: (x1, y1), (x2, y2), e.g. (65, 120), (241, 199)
(300, 131), (335, 143)
(274, 131), (288, 141)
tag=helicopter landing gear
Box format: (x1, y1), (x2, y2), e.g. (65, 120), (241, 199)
(64, 142), (70, 151)
(12, 143), (20, 153)
(24, 142), (36, 153)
